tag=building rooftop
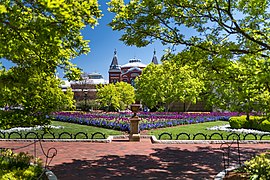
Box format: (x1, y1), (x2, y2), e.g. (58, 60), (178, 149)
(121, 58), (147, 68)
(109, 49), (121, 71)
(61, 72), (107, 89)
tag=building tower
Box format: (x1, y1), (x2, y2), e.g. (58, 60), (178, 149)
(108, 49), (157, 85)
(151, 49), (158, 64)
(108, 49), (121, 83)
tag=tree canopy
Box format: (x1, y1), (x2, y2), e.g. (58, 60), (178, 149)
(108, 0), (270, 115)
(108, 0), (270, 57)
(0, 67), (75, 129)
(0, 0), (101, 128)
(1, 0), (101, 78)
(206, 54), (270, 116)
(135, 60), (205, 111)
(96, 82), (135, 111)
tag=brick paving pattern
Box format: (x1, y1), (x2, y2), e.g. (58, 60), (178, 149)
(1, 139), (269, 180)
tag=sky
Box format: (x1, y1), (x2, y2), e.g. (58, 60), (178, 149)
(2, 0), (192, 81)
(75, 0), (167, 80)
(1, 0), (170, 81)
(65, 0), (174, 81)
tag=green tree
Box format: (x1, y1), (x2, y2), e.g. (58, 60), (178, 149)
(0, 0), (101, 79)
(207, 55), (270, 118)
(97, 82), (135, 111)
(170, 47), (270, 118)
(116, 81), (136, 110)
(108, 0), (270, 116)
(108, 0), (269, 56)
(135, 63), (162, 110)
(0, 0), (101, 128)
(0, 67), (75, 129)
(135, 60), (204, 111)
(96, 83), (120, 111)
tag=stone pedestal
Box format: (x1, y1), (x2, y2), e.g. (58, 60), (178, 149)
(129, 118), (140, 142)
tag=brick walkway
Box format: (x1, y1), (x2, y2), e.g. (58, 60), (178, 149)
(1, 139), (269, 180)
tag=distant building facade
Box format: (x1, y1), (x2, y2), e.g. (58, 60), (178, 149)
(59, 50), (212, 112)
(108, 49), (158, 85)
(61, 72), (108, 101)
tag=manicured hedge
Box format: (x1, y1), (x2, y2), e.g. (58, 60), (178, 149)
(229, 116), (269, 132)
(229, 116), (248, 129)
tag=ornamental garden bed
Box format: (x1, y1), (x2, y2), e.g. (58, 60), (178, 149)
(1, 112), (270, 141)
(51, 111), (237, 131)
(1, 120), (270, 141)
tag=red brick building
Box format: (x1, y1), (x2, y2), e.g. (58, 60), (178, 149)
(108, 49), (158, 85)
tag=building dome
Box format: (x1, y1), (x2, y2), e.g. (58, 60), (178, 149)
(121, 58), (147, 68)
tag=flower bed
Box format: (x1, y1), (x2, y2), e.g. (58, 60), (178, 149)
(51, 112), (240, 132)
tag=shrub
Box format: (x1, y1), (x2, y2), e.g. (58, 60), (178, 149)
(229, 116), (248, 129)
(0, 111), (32, 129)
(0, 149), (43, 179)
(229, 116), (266, 130)
(247, 116), (265, 129)
(260, 120), (270, 132)
(245, 152), (270, 179)
(0, 110), (50, 130)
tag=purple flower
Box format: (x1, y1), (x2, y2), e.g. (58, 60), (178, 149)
(50, 111), (239, 132)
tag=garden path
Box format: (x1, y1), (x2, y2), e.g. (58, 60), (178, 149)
(1, 139), (269, 180)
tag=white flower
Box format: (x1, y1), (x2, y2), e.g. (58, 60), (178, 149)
(207, 125), (270, 135)
(0, 125), (63, 133)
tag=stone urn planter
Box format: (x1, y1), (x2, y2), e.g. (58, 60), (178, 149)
(129, 103), (141, 142)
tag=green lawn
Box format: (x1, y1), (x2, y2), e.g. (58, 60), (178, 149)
(51, 121), (124, 137)
(1, 121), (123, 139)
(147, 121), (270, 140)
(1, 120), (269, 140)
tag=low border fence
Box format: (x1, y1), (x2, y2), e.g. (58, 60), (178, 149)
(158, 132), (270, 140)
(1, 131), (270, 141)
(0, 131), (106, 139)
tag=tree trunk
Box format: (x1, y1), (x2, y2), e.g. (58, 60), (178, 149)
(246, 111), (250, 121)
(185, 102), (192, 112)
(166, 102), (174, 112)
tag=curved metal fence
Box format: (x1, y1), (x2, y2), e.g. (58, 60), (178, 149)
(158, 132), (270, 140)
(158, 132), (172, 140)
(1, 131), (269, 140)
(176, 132), (191, 140)
(0, 131), (106, 139)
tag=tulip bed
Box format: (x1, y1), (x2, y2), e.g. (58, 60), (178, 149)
(51, 111), (241, 132)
